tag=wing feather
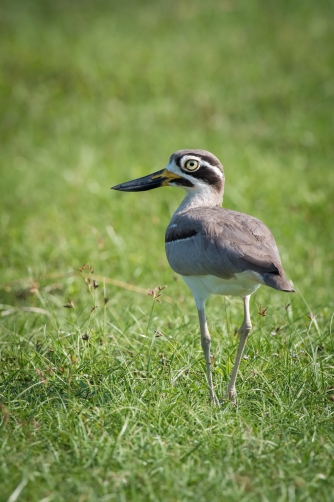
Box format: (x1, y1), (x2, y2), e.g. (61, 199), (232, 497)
(165, 207), (293, 292)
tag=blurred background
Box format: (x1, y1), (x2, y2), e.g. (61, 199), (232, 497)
(0, 0), (334, 305)
(1, 0), (333, 306)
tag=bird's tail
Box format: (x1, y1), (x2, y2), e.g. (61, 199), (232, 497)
(261, 273), (295, 292)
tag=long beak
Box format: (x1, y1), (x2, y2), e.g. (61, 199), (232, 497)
(111, 168), (183, 192)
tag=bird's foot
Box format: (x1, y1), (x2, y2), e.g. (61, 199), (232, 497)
(224, 387), (237, 405)
(209, 392), (220, 407)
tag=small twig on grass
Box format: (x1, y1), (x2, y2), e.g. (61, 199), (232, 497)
(83, 274), (174, 303)
(147, 285), (167, 303)
(0, 306), (51, 317)
(1, 271), (175, 304)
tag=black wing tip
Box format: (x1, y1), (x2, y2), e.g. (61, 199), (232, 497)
(261, 273), (295, 293)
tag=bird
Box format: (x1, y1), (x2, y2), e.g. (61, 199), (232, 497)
(112, 149), (294, 404)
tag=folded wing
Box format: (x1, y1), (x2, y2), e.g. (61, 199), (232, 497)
(165, 207), (294, 292)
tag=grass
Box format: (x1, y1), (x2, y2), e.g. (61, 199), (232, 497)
(0, 0), (333, 500)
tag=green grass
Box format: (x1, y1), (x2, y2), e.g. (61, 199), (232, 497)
(1, 0), (334, 500)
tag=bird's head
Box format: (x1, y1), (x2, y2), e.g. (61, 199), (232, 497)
(111, 150), (225, 198)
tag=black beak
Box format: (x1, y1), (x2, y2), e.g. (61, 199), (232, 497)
(111, 169), (166, 192)
(111, 168), (179, 192)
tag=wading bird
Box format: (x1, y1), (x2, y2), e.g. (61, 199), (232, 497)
(112, 150), (294, 403)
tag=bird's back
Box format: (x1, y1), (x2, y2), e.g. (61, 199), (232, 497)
(165, 207), (294, 292)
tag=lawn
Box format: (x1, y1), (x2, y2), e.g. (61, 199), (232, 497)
(0, 0), (333, 501)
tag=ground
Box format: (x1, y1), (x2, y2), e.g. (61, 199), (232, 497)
(0, 1), (333, 501)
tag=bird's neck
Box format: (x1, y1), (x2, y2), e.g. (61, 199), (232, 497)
(174, 187), (223, 214)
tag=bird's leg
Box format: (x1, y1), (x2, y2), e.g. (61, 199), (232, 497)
(198, 308), (218, 405)
(226, 295), (252, 401)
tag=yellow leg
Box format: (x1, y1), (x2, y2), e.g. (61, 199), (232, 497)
(198, 308), (219, 405)
(227, 295), (252, 401)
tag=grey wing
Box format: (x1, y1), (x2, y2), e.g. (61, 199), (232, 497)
(165, 208), (293, 292)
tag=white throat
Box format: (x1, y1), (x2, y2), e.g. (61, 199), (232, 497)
(165, 159), (224, 215)
(173, 184), (223, 214)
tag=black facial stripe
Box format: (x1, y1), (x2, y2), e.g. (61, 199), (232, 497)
(170, 178), (194, 188)
(187, 166), (223, 190)
(165, 228), (198, 243)
(173, 156), (182, 168)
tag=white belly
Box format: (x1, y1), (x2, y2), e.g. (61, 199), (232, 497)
(182, 272), (262, 308)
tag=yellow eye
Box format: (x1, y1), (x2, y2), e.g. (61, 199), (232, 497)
(184, 159), (200, 171)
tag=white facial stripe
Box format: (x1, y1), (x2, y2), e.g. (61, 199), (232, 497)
(165, 161), (204, 186)
(180, 155), (223, 175)
(181, 156), (221, 174)
(165, 160), (183, 176)
(165, 157), (224, 185)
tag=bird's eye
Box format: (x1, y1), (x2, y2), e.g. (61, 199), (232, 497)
(184, 159), (200, 171)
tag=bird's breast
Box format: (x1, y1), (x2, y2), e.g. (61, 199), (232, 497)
(182, 274), (261, 304)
